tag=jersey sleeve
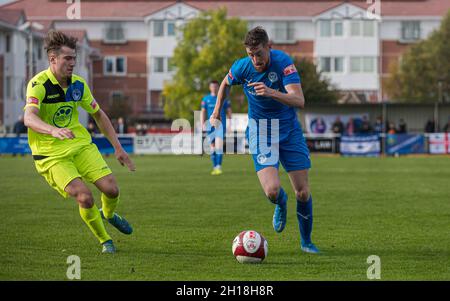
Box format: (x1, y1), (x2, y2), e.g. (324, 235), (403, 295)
(227, 60), (243, 86)
(79, 81), (100, 114)
(24, 80), (45, 110)
(280, 54), (301, 86)
(201, 96), (206, 109)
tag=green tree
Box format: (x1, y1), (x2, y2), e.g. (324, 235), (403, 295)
(162, 8), (248, 121)
(294, 57), (339, 103)
(385, 9), (450, 102)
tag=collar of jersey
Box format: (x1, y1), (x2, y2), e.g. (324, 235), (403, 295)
(45, 68), (72, 87)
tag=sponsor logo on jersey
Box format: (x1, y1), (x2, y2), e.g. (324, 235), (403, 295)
(283, 64), (297, 76)
(27, 97), (39, 105)
(47, 93), (61, 99)
(90, 99), (98, 110)
(53, 106), (73, 128)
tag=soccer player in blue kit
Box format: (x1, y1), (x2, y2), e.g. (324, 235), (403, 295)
(210, 27), (319, 253)
(201, 80), (232, 175)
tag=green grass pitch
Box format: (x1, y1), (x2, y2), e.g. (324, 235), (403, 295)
(0, 154), (449, 280)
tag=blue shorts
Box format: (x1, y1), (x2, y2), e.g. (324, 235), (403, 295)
(247, 126), (311, 172)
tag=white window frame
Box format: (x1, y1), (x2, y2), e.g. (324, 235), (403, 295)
(273, 21), (295, 43)
(319, 56), (345, 73)
(153, 20), (165, 37)
(350, 56), (376, 73)
(153, 57), (165, 73)
(401, 21), (421, 42)
(103, 56), (127, 76)
(103, 22), (127, 44)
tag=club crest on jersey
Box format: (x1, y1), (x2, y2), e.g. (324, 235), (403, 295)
(268, 72), (278, 83)
(72, 89), (82, 101)
(53, 105), (73, 128)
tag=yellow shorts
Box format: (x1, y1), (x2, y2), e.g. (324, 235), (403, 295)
(34, 143), (112, 198)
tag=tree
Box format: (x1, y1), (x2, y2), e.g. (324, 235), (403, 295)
(294, 57), (339, 103)
(385, 9), (450, 102)
(162, 8), (248, 121)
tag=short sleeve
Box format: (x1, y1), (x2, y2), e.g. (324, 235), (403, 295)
(227, 60), (243, 86)
(281, 54), (301, 86)
(201, 97), (206, 109)
(79, 81), (100, 114)
(24, 80), (45, 110)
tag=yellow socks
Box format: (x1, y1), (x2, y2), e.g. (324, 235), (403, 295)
(101, 193), (119, 219)
(79, 204), (111, 244)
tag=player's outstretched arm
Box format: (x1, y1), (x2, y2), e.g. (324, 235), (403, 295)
(247, 82), (305, 108)
(91, 109), (136, 171)
(24, 106), (75, 140)
(210, 75), (231, 127)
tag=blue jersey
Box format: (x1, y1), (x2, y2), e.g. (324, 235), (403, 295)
(201, 94), (230, 129)
(227, 49), (301, 135)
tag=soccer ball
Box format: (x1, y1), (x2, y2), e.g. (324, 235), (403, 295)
(232, 230), (268, 264)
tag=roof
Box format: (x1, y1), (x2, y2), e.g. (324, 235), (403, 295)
(0, 8), (24, 25)
(1, 0), (449, 19)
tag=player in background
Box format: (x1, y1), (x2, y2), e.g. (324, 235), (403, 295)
(23, 30), (135, 254)
(200, 80), (232, 175)
(210, 27), (319, 254)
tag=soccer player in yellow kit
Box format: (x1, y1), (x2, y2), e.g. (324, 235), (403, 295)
(24, 30), (135, 254)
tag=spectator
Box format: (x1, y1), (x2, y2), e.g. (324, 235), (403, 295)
(373, 116), (383, 134)
(116, 117), (128, 134)
(359, 115), (371, 134)
(443, 117), (450, 133)
(425, 118), (438, 133)
(314, 117), (326, 134)
(346, 117), (355, 136)
(332, 116), (344, 135)
(387, 122), (396, 134)
(0, 120), (7, 137)
(13, 115), (27, 136)
(397, 118), (407, 134)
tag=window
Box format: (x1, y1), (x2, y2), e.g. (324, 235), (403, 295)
(320, 57), (344, 73)
(104, 22), (126, 43)
(401, 21), (421, 41)
(334, 57), (344, 72)
(350, 57), (376, 73)
(104, 56), (127, 76)
(153, 57), (164, 73)
(320, 57), (331, 72)
(350, 21), (360, 36)
(167, 22), (176, 36)
(334, 22), (343, 37)
(363, 21), (375, 37)
(274, 21), (295, 42)
(153, 20), (164, 37)
(320, 20), (331, 37)
(6, 34), (11, 53)
(167, 57), (175, 72)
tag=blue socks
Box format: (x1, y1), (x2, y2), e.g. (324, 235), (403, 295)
(297, 195), (313, 245)
(216, 153), (223, 166)
(210, 151), (217, 167)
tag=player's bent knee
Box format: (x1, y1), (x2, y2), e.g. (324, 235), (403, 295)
(265, 186), (280, 202)
(296, 189), (310, 203)
(104, 186), (119, 199)
(76, 191), (94, 208)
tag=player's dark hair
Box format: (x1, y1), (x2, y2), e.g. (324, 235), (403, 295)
(45, 30), (77, 55)
(244, 26), (269, 49)
(209, 80), (219, 85)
